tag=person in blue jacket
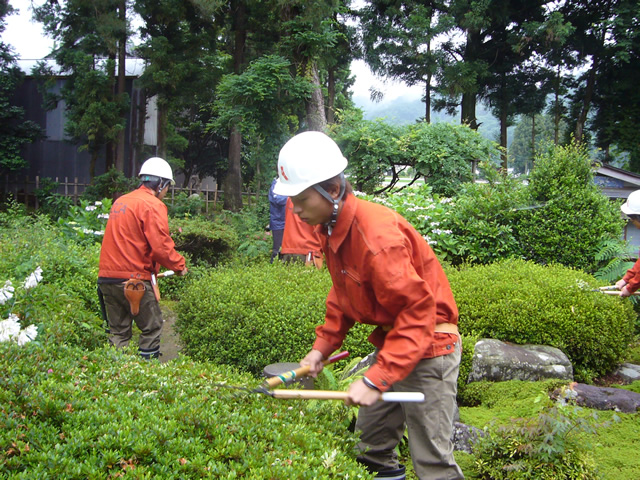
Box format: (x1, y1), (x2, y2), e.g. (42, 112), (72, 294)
(269, 177), (288, 262)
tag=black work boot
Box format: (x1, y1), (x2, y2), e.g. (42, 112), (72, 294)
(373, 465), (406, 480)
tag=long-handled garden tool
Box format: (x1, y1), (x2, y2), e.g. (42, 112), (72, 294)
(594, 285), (640, 296)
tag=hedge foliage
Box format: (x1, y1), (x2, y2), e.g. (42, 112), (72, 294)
(448, 259), (636, 381)
(168, 216), (238, 266)
(175, 261), (375, 376)
(0, 341), (370, 479)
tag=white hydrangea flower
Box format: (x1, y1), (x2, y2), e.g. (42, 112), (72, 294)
(17, 324), (38, 346)
(0, 280), (14, 305)
(97, 213), (109, 219)
(85, 205), (97, 211)
(23, 266), (43, 290)
(94, 201), (102, 206)
(0, 314), (21, 342)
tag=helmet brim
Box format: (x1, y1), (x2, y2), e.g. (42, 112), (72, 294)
(621, 202), (635, 215)
(272, 179), (311, 197)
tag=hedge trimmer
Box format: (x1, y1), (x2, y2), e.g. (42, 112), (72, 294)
(212, 351), (425, 403)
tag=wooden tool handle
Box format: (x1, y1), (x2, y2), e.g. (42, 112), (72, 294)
(264, 351), (350, 388)
(157, 270), (174, 278)
(270, 389), (425, 403)
(601, 290), (640, 296)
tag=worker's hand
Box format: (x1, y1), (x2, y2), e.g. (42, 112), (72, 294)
(345, 378), (381, 407)
(615, 279), (627, 290)
(300, 349), (325, 377)
(620, 286), (632, 298)
(177, 268), (188, 276)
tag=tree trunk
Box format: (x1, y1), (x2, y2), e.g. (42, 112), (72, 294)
(500, 109), (508, 170)
(306, 62), (327, 131)
(553, 66), (561, 145)
(575, 56), (598, 143)
(221, 0), (247, 212)
(531, 114), (536, 162)
(115, 0), (126, 172)
(326, 67), (335, 124)
(460, 30), (480, 130)
(156, 101), (168, 159)
(223, 124), (243, 211)
(424, 75), (431, 123)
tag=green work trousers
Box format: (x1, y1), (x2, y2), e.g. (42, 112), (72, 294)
(356, 343), (464, 480)
(98, 281), (163, 359)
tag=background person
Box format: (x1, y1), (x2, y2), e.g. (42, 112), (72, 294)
(98, 157), (187, 359)
(280, 197), (323, 268)
(273, 131), (464, 480)
(616, 189), (640, 297)
(268, 177), (287, 263)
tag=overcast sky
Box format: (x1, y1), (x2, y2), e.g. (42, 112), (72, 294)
(3, 0), (420, 104)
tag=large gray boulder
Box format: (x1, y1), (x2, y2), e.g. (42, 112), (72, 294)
(613, 363), (640, 384)
(468, 338), (573, 383)
(556, 382), (640, 413)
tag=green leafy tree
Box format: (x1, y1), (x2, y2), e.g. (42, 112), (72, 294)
(33, 0), (129, 177)
(510, 114), (567, 174)
(517, 142), (625, 272)
(358, 0), (454, 122)
(0, 1), (42, 176)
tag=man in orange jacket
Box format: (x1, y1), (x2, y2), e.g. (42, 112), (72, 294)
(280, 197), (323, 268)
(273, 132), (463, 480)
(98, 157), (187, 359)
(617, 189), (640, 297)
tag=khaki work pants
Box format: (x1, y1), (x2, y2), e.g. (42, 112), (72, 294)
(98, 281), (163, 359)
(356, 343), (464, 480)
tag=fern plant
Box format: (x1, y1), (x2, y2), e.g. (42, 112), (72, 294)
(593, 238), (637, 284)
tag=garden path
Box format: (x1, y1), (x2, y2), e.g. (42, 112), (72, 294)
(159, 303), (182, 363)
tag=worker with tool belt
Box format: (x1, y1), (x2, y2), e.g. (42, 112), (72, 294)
(617, 189), (640, 297)
(273, 131), (463, 480)
(98, 157), (187, 360)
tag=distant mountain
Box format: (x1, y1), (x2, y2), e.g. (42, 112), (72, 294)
(352, 92), (505, 144)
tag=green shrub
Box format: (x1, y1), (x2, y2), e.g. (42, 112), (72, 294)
(220, 201), (272, 262)
(81, 168), (137, 202)
(442, 164), (531, 265)
(175, 261), (375, 376)
(0, 341), (370, 479)
(448, 259), (636, 381)
(168, 216), (238, 266)
(166, 191), (205, 218)
(0, 213), (105, 350)
(516, 143), (625, 273)
(473, 400), (603, 479)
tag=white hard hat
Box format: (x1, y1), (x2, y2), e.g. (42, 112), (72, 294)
(621, 190), (640, 215)
(273, 131), (347, 196)
(139, 157), (175, 185)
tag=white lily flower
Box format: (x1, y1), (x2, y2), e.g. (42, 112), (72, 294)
(0, 280), (14, 305)
(23, 266), (43, 290)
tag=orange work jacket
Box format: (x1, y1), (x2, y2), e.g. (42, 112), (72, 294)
(98, 186), (185, 280)
(281, 198), (322, 257)
(623, 257), (640, 293)
(312, 194), (459, 392)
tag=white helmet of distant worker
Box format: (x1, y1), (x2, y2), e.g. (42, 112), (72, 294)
(621, 190), (640, 216)
(139, 157), (175, 185)
(273, 131), (347, 197)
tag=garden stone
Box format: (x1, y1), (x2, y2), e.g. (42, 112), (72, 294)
(468, 338), (573, 383)
(613, 363), (640, 384)
(451, 422), (484, 454)
(561, 382), (640, 413)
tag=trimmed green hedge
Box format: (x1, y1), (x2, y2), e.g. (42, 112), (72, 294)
(175, 261), (375, 376)
(168, 216), (239, 266)
(0, 342), (369, 479)
(448, 259), (636, 381)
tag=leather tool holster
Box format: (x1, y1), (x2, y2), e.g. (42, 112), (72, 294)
(123, 279), (146, 316)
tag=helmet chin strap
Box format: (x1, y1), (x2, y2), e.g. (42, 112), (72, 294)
(314, 173), (345, 235)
